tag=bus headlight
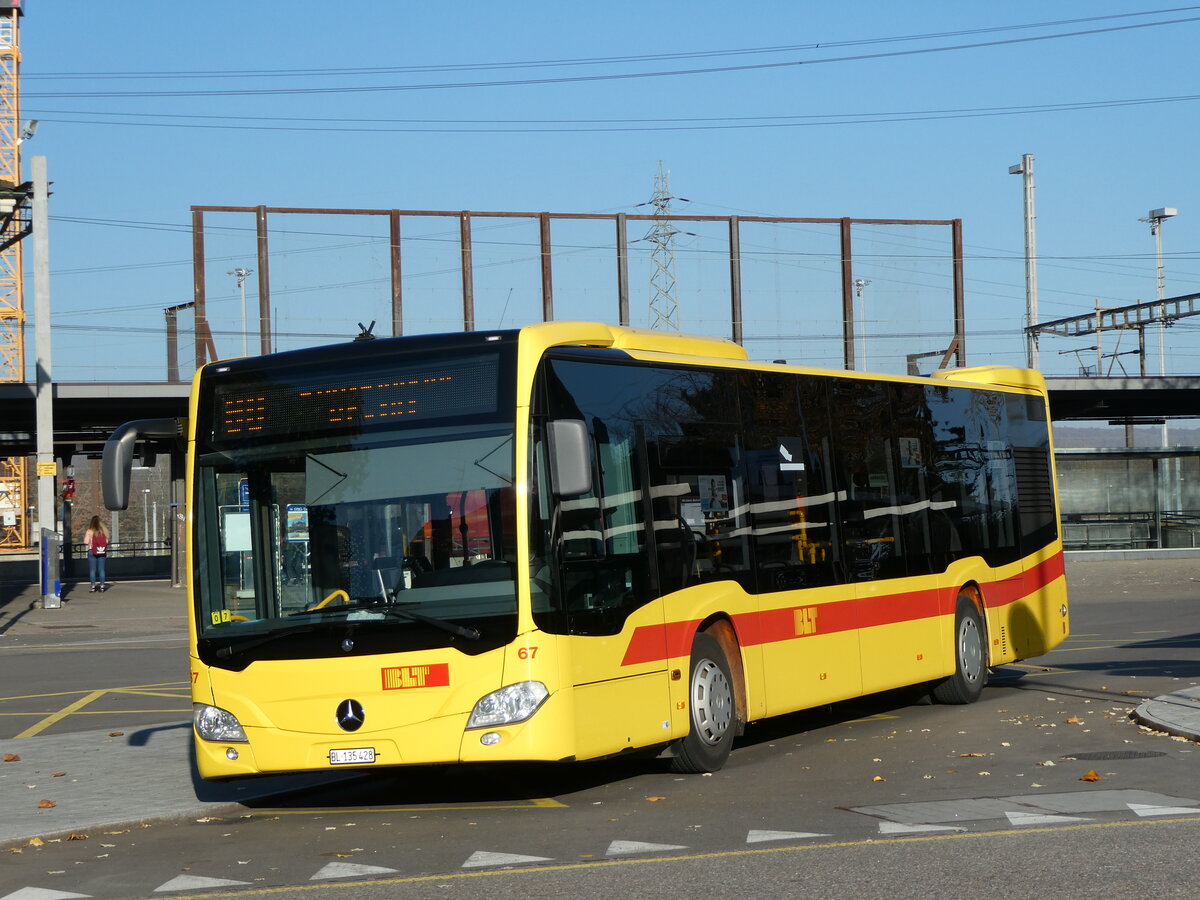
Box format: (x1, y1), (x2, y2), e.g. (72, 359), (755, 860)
(466, 681), (549, 729)
(193, 703), (248, 742)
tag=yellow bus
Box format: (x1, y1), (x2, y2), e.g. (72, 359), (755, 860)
(103, 321), (1068, 778)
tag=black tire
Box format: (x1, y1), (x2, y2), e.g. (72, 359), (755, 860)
(932, 597), (987, 705)
(669, 632), (737, 773)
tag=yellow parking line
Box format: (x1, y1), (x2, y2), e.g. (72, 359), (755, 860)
(16, 690), (107, 738)
(1, 709), (189, 717)
(0, 681), (187, 703)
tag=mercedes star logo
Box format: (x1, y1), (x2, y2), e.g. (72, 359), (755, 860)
(336, 699), (365, 732)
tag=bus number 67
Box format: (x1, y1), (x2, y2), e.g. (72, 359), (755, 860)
(517, 646), (538, 660)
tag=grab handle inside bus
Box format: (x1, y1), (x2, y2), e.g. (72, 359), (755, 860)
(102, 417), (182, 510)
(547, 419), (592, 497)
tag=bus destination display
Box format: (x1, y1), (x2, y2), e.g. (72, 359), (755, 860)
(211, 355), (499, 443)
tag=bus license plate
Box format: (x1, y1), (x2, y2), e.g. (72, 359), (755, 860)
(329, 747), (375, 765)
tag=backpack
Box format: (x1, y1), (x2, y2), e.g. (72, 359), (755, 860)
(92, 532), (107, 556)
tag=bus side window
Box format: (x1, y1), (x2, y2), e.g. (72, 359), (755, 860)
(832, 379), (907, 581)
(740, 371), (838, 591)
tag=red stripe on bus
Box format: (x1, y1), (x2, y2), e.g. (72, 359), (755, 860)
(619, 551), (1065, 667)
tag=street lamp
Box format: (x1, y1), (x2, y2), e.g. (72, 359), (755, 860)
(1141, 207), (1177, 303)
(1139, 207), (1178, 447)
(1009, 155), (1039, 368)
(142, 489), (150, 543)
(227, 268), (253, 357)
(853, 278), (871, 370)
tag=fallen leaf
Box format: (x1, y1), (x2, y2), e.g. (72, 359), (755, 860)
(37, 800), (56, 809)
(8, 847), (21, 854)
(872, 775), (886, 782)
(51, 772), (67, 778)
(28, 838), (45, 847)
(959, 752), (986, 757)
(645, 797), (666, 802)
(3, 753), (19, 762)
(65, 833), (86, 841)
(108, 732), (125, 737)
(1080, 770), (1102, 782)
(1065, 716), (1081, 724)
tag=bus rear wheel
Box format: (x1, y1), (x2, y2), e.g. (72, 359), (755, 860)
(669, 631), (736, 773)
(932, 596), (987, 705)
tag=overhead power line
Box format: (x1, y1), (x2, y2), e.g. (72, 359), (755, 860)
(25, 93), (1200, 134)
(22, 16), (1200, 99)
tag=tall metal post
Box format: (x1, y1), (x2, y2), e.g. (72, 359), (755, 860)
(255, 206), (271, 355)
(1009, 155), (1039, 368)
(728, 216), (743, 346)
(460, 212), (474, 331)
(840, 218), (856, 370)
(616, 213), (629, 326)
(32, 155), (57, 605)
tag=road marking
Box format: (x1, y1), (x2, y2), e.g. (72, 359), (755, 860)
(310, 862), (399, 880)
(15, 690), (106, 738)
(137, 816), (1200, 899)
(1128, 803), (1199, 817)
(0, 888), (92, 900)
(462, 851), (554, 868)
(746, 830), (829, 842)
(3, 681), (191, 737)
(606, 840), (688, 856)
(0, 682), (187, 703)
(1, 709), (189, 717)
(878, 822), (963, 834)
(0, 637), (186, 650)
(154, 875), (250, 892)
(1005, 811), (1089, 826)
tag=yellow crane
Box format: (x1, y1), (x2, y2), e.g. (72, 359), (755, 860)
(0, 1), (28, 550)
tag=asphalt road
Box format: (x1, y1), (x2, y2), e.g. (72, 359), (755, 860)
(2, 558), (1198, 899)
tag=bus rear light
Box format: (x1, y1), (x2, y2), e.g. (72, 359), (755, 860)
(194, 703), (248, 743)
(466, 681), (549, 729)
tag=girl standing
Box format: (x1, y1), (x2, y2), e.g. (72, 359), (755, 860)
(84, 515), (109, 593)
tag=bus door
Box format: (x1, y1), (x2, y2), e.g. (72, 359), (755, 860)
(547, 417), (671, 760)
(838, 380), (945, 695)
(742, 371), (859, 714)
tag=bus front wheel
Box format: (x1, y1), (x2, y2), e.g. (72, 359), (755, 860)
(932, 596), (987, 704)
(670, 632), (737, 773)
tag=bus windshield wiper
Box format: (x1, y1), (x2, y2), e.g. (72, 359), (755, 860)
(210, 623), (320, 659)
(304, 599), (480, 641)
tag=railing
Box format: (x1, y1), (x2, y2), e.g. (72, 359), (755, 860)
(69, 539), (172, 558)
(1062, 511), (1200, 551)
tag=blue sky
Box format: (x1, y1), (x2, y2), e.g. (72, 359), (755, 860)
(18, 1), (1200, 380)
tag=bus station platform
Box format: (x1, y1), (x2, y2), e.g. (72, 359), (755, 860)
(1, 577), (1198, 848)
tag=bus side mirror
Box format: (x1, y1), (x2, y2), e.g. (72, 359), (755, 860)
(102, 418), (181, 510)
(547, 419), (592, 497)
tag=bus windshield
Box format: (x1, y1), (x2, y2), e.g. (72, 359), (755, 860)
(193, 426), (518, 665)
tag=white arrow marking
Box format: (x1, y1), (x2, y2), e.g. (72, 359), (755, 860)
(311, 861), (400, 880)
(606, 840), (688, 856)
(878, 822), (964, 834)
(1128, 803), (1199, 817)
(154, 875), (251, 892)
(461, 851), (554, 868)
(746, 830), (829, 843)
(1004, 811), (1090, 826)
(779, 444), (793, 462)
(1, 889), (92, 900)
